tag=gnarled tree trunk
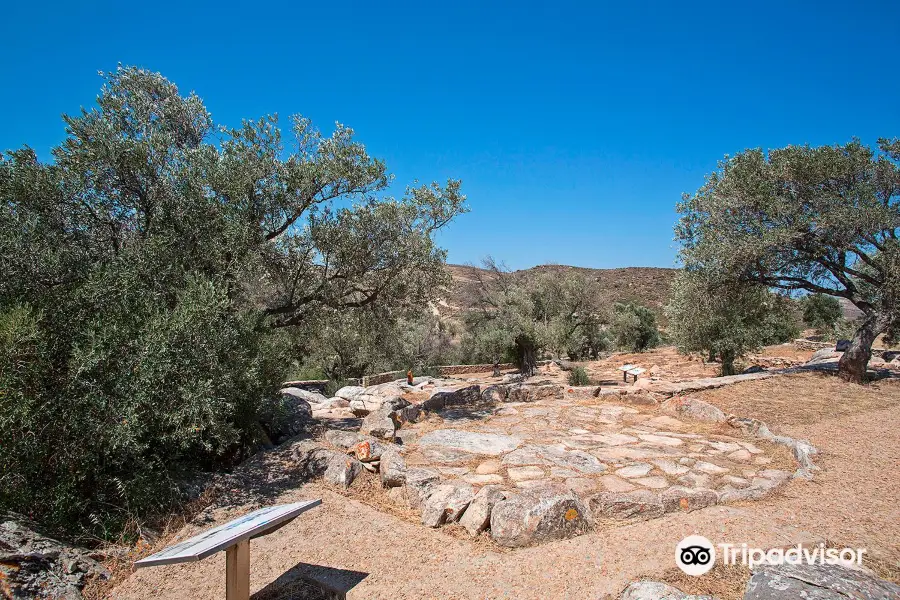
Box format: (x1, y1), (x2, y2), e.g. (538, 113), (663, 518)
(720, 349), (736, 377)
(515, 334), (537, 377)
(838, 313), (886, 384)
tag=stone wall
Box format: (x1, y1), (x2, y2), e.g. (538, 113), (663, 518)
(360, 361), (553, 387)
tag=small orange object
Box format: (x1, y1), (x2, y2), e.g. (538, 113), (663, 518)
(355, 441), (372, 461)
(407, 370), (414, 385)
(564, 508), (579, 521)
(679, 497), (690, 511)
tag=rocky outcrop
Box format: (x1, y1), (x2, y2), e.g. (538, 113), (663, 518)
(259, 394), (313, 444)
(489, 487), (591, 547)
(280, 386), (328, 406)
(589, 489), (666, 520)
(0, 516), (110, 600)
(403, 468), (441, 509)
(323, 454), (363, 488)
(743, 563), (900, 599)
(379, 450), (407, 488)
(661, 396), (728, 422)
(506, 383), (564, 402)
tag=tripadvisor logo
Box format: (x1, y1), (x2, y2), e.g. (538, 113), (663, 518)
(676, 535), (867, 576)
(676, 535), (716, 576)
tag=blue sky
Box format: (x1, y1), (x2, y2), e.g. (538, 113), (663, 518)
(2, 1), (898, 269)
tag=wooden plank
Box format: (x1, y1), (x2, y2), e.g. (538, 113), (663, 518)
(225, 539), (250, 600)
(135, 500), (321, 568)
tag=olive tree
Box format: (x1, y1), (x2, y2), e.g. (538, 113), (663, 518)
(801, 293), (843, 332)
(666, 271), (800, 375)
(0, 67), (466, 534)
(462, 260), (608, 375)
(676, 139), (900, 383)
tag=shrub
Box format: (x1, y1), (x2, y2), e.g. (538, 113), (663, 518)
(611, 303), (661, 352)
(568, 366), (591, 386)
(802, 294), (843, 332)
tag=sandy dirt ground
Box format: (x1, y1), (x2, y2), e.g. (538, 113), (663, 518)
(107, 373), (900, 600)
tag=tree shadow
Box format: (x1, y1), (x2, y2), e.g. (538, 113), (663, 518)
(252, 562), (369, 600)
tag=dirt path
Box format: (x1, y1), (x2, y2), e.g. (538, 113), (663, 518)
(110, 376), (900, 600)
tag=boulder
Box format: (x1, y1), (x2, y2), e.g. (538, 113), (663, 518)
(334, 385), (366, 400)
(349, 438), (390, 463)
(324, 397), (350, 408)
(348, 382), (406, 416)
(490, 487), (592, 547)
(359, 405), (401, 440)
(835, 339), (851, 352)
(404, 468), (441, 509)
(744, 563), (900, 600)
(323, 454), (363, 488)
(421, 385), (482, 412)
(481, 385), (508, 403)
(459, 485), (508, 536)
(808, 348), (842, 365)
(589, 490), (665, 520)
(0, 516), (110, 599)
(324, 429), (361, 450)
(259, 395), (313, 444)
(280, 386), (328, 405)
(661, 397), (728, 423)
(380, 449), (407, 488)
(421, 482), (476, 527)
(291, 442), (339, 478)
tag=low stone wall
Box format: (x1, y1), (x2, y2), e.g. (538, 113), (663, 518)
(361, 361), (553, 386)
(794, 338), (833, 351)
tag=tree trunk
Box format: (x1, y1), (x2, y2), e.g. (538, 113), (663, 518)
(720, 349), (736, 377)
(515, 335), (537, 377)
(838, 313), (885, 384)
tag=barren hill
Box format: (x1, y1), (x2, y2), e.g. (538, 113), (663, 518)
(442, 263), (677, 318)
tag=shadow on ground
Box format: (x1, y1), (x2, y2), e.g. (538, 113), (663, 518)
(252, 562), (369, 600)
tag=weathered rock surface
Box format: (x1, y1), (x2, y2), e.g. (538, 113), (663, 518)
(490, 487), (592, 547)
(481, 385), (508, 403)
(404, 468), (441, 509)
(280, 386), (328, 405)
(420, 482), (475, 527)
(620, 580), (718, 599)
(291, 442), (340, 477)
(459, 485), (508, 535)
(589, 490), (665, 520)
(743, 563), (900, 600)
(323, 454), (363, 488)
(661, 397), (728, 422)
(418, 430), (522, 455)
(359, 403), (405, 439)
(348, 382), (407, 416)
(506, 383), (564, 403)
(379, 449), (407, 488)
(259, 395), (313, 443)
(334, 385), (366, 400)
(421, 385), (482, 412)
(660, 486), (718, 513)
(0, 516), (110, 600)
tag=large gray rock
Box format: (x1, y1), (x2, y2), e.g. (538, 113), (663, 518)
(421, 385), (482, 412)
(324, 429), (361, 450)
(259, 395), (313, 444)
(348, 382), (407, 416)
(417, 429), (522, 456)
(334, 385), (366, 400)
(589, 490), (665, 520)
(380, 449), (407, 488)
(481, 385), (509, 403)
(280, 386), (328, 405)
(404, 468), (441, 509)
(291, 442), (340, 478)
(506, 383), (564, 403)
(323, 454), (363, 488)
(459, 485), (507, 536)
(359, 399), (408, 440)
(661, 397), (728, 422)
(490, 487), (592, 547)
(744, 563), (900, 600)
(0, 516), (110, 600)
(420, 482), (475, 527)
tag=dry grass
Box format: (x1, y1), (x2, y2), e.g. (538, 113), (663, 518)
(689, 372), (900, 427)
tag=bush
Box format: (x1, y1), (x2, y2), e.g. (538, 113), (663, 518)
(611, 303), (661, 352)
(802, 294), (843, 331)
(567, 366), (591, 386)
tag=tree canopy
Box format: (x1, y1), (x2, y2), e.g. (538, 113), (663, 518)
(0, 67), (466, 535)
(675, 139), (900, 382)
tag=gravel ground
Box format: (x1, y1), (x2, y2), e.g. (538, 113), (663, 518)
(109, 374), (899, 600)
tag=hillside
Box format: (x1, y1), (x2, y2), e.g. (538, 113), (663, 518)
(441, 263), (677, 318)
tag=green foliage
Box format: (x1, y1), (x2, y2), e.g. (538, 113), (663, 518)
(461, 261), (610, 374)
(0, 67), (465, 536)
(675, 138), (899, 381)
(610, 302), (660, 352)
(802, 294), (843, 331)
(666, 271), (800, 375)
(568, 366), (592, 386)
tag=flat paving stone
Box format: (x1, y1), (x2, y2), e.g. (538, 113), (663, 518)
(616, 463), (654, 478)
(418, 430), (523, 455)
(599, 475), (637, 492)
(507, 466), (546, 481)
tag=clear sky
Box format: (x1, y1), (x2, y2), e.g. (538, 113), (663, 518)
(2, 1), (898, 269)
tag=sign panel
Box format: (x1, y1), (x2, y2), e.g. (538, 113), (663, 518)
(135, 500), (321, 568)
(617, 364), (637, 372)
(627, 367), (647, 376)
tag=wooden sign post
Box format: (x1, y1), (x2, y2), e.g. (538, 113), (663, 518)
(135, 500), (321, 600)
